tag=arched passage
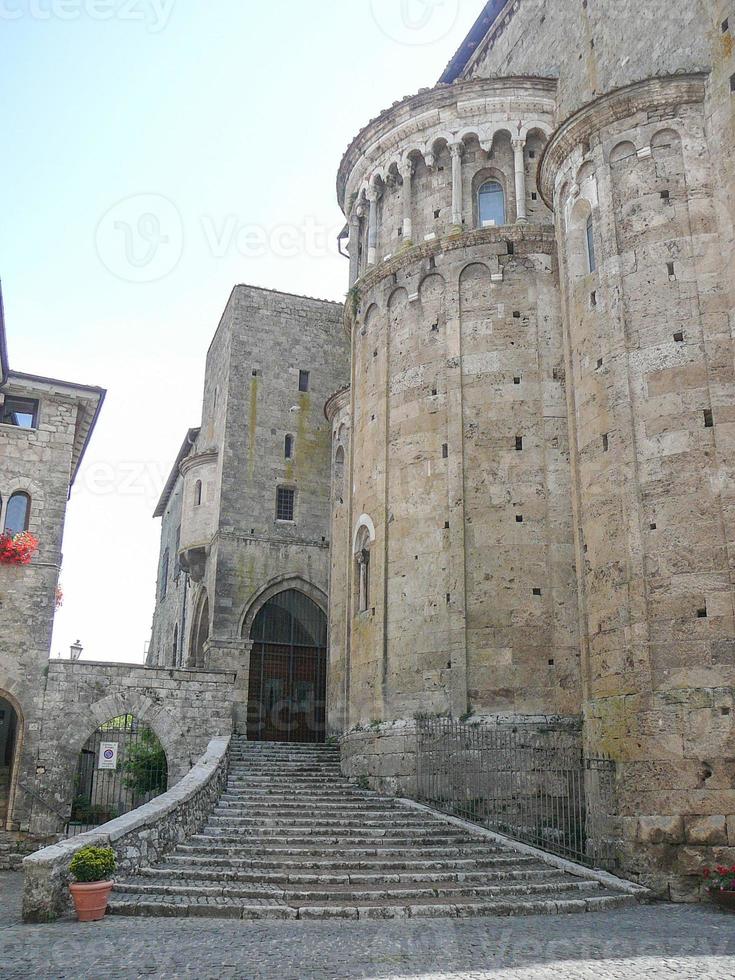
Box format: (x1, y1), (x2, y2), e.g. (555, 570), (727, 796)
(68, 714), (168, 835)
(0, 692), (22, 831)
(245, 589), (327, 744)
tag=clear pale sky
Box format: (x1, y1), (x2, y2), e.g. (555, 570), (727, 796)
(1, 0), (482, 663)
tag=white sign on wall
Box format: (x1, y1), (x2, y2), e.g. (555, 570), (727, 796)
(98, 742), (119, 770)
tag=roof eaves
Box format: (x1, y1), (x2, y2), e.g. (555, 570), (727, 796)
(438, 0), (509, 84)
(153, 427), (201, 518)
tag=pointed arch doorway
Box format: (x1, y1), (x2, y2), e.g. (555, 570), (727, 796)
(246, 589), (327, 743)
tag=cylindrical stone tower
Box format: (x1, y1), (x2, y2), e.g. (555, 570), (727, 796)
(540, 74), (735, 897)
(331, 78), (582, 786)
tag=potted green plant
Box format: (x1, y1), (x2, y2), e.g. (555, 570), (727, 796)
(704, 865), (735, 910)
(68, 845), (117, 922)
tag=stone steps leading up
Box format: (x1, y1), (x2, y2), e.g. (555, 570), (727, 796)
(109, 735), (638, 921)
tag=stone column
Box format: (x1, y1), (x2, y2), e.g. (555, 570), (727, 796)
(348, 210), (361, 286)
(512, 138), (528, 223)
(450, 142), (464, 229)
(399, 160), (414, 243)
(367, 188), (379, 267)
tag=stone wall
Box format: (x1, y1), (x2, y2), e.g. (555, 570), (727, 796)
(22, 735), (230, 922)
(463, 0), (713, 122)
(340, 721), (419, 797)
(25, 660), (235, 835)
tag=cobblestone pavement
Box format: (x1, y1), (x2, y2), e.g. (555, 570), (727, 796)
(2, 873), (734, 979)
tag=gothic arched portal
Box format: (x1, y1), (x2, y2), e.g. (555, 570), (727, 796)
(246, 589), (327, 744)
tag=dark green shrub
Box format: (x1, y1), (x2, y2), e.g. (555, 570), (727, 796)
(69, 846), (116, 883)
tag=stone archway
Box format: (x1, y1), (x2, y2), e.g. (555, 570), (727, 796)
(0, 690), (23, 831)
(243, 587), (328, 744)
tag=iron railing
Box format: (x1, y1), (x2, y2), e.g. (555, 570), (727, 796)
(415, 717), (619, 870)
(66, 715), (168, 837)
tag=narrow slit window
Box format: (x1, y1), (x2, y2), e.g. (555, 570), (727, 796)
(285, 434), (294, 458)
(515, 436), (524, 451)
(704, 410), (714, 429)
(298, 370), (310, 393)
(586, 215), (597, 273)
(194, 480), (202, 506)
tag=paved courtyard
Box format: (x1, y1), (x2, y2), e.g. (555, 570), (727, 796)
(2, 873), (735, 979)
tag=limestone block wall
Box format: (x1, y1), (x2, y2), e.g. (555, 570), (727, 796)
(332, 225), (580, 732)
(462, 0), (713, 122)
(325, 387), (351, 735)
(541, 75), (735, 898)
(340, 721), (419, 798)
(26, 660), (235, 835)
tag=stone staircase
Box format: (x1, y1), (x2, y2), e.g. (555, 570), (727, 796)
(110, 737), (637, 921)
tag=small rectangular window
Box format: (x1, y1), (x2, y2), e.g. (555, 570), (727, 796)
(285, 434), (294, 458)
(276, 486), (295, 522)
(723, 18), (730, 33)
(515, 436), (524, 451)
(298, 370), (310, 393)
(704, 409), (714, 429)
(730, 73), (735, 94)
(1, 396), (38, 429)
(602, 433), (609, 452)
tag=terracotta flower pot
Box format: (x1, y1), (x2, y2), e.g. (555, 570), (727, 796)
(69, 881), (114, 922)
(709, 888), (735, 911)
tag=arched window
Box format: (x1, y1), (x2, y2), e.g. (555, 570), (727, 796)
(285, 434), (294, 459)
(586, 215), (597, 273)
(354, 525), (372, 614)
(478, 180), (505, 227)
(194, 480), (202, 506)
(4, 492), (30, 536)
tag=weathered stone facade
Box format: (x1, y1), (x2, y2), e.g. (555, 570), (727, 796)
(148, 285), (350, 734)
(328, 0), (735, 899)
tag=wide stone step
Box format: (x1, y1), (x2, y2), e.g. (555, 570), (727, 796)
(204, 817), (461, 831)
(163, 853), (539, 872)
(219, 791), (372, 802)
(113, 876), (604, 903)
(135, 865), (567, 886)
(189, 832), (473, 846)
(177, 842), (506, 858)
(109, 891), (635, 921)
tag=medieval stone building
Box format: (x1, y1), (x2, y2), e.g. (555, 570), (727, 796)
(147, 285), (349, 738)
(327, 0), (735, 899)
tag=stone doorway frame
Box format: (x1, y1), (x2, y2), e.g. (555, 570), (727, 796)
(0, 689), (24, 832)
